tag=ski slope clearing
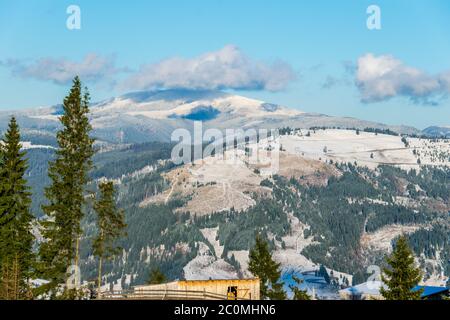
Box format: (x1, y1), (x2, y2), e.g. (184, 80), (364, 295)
(281, 129), (450, 169)
(141, 129), (450, 215)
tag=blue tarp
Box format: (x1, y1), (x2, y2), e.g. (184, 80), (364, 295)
(412, 286), (449, 298)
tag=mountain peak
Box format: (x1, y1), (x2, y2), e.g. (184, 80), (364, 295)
(422, 126), (450, 138)
(90, 89), (303, 122)
(117, 89), (230, 104)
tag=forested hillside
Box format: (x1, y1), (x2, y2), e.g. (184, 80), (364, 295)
(23, 140), (449, 288)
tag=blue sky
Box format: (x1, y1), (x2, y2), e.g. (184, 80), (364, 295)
(1, 0), (450, 129)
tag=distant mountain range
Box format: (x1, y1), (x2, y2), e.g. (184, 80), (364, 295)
(422, 126), (450, 138)
(0, 89), (427, 144)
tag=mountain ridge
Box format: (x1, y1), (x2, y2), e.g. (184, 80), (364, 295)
(0, 89), (423, 144)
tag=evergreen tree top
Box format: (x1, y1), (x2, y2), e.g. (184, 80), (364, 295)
(0, 116), (35, 299)
(3, 116), (23, 155)
(380, 235), (423, 300)
(248, 234), (286, 300)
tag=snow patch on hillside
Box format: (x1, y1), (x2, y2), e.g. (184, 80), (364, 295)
(361, 224), (424, 252)
(281, 129), (450, 169)
(183, 242), (238, 280)
(0, 141), (55, 150)
(272, 213), (317, 272)
(201, 227), (224, 258)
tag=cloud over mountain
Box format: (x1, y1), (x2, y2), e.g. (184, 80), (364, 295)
(355, 53), (450, 104)
(1, 54), (122, 85)
(122, 45), (296, 92)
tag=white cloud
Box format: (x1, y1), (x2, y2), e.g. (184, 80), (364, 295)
(355, 53), (449, 104)
(439, 71), (450, 92)
(122, 45), (296, 92)
(2, 53), (122, 85)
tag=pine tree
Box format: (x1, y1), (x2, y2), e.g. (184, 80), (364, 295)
(380, 235), (423, 300)
(248, 234), (286, 300)
(38, 77), (95, 296)
(148, 268), (167, 285)
(0, 117), (35, 299)
(318, 264), (330, 284)
(93, 181), (126, 296)
(289, 276), (310, 300)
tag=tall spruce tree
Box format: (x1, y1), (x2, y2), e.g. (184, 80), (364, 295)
(248, 234), (286, 300)
(380, 235), (423, 300)
(38, 76), (94, 295)
(0, 117), (34, 299)
(93, 181), (126, 295)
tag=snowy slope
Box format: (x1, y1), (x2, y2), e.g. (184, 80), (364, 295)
(0, 89), (421, 144)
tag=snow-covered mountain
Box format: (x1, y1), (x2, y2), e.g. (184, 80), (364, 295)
(422, 126), (450, 138)
(0, 89), (421, 144)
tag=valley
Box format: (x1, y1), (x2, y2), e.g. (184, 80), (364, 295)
(4, 90), (449, 292)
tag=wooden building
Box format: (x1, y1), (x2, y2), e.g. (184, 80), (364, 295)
(130, 278), (260, 300)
